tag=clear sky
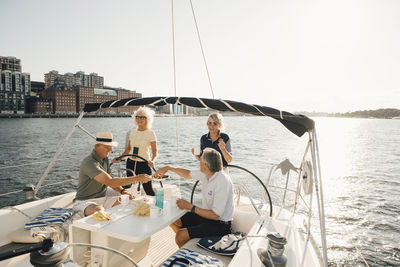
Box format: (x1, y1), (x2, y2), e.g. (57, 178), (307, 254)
(1, 0), (399, 112)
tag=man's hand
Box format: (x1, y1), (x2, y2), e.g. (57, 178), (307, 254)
(121, 189), (134, 200)
(112, 158), (120, 164)
(155, 166), (169, 177)
(136, 174), (152, 183)
(176, 199), (192, 210)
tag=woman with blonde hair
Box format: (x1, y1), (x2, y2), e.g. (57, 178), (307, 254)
(114, 106), (157, 195)
(192, 113), (232, 168)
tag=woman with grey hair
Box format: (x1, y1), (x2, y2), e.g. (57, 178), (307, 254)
(192, 113), (233, 168)
(114, 106), (157, 195)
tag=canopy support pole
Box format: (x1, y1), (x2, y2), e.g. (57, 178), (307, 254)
(309, 130), (328, 266)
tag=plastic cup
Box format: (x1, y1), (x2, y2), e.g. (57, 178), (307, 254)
(150, 206), (159, 218)
(170, 196), (178, 210)
(119, 194), (129, 206)
(193, 147), (201, 156)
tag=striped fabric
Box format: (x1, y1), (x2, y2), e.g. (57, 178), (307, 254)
(162, 248), (223, 267)
(24, 208), (76, 229)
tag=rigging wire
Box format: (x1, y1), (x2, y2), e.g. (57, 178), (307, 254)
(170, 0), (181, 192)
(170, 0), (179, 152)
(0, 178), (75, 198)
(189, 0), (215, 99)
(0, 157), (77, 170)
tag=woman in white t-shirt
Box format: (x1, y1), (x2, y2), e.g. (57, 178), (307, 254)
(115, 106), (158, 195)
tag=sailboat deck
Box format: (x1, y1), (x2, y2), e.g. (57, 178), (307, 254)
(147, 226), (179, 266)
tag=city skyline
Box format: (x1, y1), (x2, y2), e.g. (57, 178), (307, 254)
(1, 0), (399, 113)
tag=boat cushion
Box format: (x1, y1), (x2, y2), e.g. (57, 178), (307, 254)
(24, 208), (76, 229)
(9, 226), (63, 244)
(162, 247), (223, 266)
(197, 232), (245, 256)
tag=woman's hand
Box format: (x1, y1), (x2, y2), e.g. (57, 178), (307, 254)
(192, 148), (201, 161)
(148, 160), (155, 169)
(218, 138), (226, 151)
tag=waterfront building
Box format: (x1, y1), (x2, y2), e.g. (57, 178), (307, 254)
(0, 56), (21, 72)
(30, 81), (45, 96)
(0, 56), (30, 114)
(41, 81), (76, 114)
(26, 97), (53, 114)
(32, 85), (141, 114)
(44, 70), (104, 89)
(78, 86), (141, 113)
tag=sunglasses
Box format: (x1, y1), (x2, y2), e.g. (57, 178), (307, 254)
(207, 121), (218, 126)
(135, 116), (147, 120)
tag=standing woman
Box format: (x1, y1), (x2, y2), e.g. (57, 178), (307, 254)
(192, 113), (232, 168)
(116, 107), (157, 196)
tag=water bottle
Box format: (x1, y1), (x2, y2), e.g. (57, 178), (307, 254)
(155, 188), (164, 209)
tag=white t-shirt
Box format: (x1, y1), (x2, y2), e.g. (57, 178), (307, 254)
(190, 170), (234, 222)
(125, 129), (156, 161)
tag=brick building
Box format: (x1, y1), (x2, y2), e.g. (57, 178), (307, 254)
(41, 87), (76, 114)
(91, 87), (141, 113)
(26, 97), (53, 114)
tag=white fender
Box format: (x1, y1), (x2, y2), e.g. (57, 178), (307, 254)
(301, 161), (313, 195)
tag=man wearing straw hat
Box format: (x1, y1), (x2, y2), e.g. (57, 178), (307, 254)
(73, 132), (152, 216)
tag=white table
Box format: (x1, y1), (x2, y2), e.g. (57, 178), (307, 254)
(69, 196), (186, 265)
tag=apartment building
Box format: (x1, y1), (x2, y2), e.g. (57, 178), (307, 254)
(30, 81), (45, 96)
(44, 71), (104, 89)
(0, 56), (21, 72)
(0, 56), (31, 114)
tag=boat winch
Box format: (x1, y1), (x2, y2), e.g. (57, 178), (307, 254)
(30, 239), (70, 267)
(23, 184), (37, 201)
(258, 232), (288, 267)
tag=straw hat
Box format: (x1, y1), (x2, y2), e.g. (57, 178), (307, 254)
(91, 132), (118, 147)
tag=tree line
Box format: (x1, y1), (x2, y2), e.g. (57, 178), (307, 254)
(300, 108), (400, 119)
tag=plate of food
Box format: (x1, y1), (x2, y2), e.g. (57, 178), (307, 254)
(152, 173), (169, 180)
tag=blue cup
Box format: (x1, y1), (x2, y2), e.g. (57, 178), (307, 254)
(155, 188), (164, 209)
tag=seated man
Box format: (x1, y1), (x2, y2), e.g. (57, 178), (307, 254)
(73, 132), (152, 217)
(156, 148), (234, 247)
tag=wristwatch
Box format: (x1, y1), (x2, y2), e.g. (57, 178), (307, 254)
(190, 205), (196, 213)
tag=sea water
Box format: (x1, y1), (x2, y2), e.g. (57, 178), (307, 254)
(0, 116), (399, 266)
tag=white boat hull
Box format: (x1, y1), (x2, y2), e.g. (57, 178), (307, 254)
(0, 192), (323, 267)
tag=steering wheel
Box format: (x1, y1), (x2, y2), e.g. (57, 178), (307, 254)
(110, 154), (169, 188)
(190, 164), (273, 217)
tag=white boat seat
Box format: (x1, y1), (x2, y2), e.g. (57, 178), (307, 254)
(180, 209), (260, 266)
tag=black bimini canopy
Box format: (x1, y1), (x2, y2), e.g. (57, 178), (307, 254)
(83, 96), (314, 137)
